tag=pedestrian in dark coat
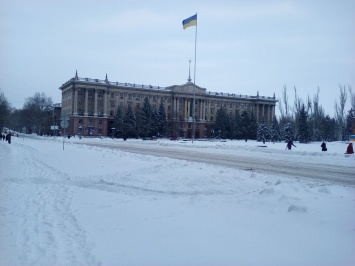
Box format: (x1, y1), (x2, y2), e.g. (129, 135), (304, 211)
(345, 143), (354, 154)
(6, 132), (11, 144)
(321, 141), (327, 151)
(286, 138), (296, 150)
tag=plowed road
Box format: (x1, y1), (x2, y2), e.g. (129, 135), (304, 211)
(76, 140), (354, 186)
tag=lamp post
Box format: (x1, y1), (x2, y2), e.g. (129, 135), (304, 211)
(111, 127), (115, 139)
(79, 125), (82, 139)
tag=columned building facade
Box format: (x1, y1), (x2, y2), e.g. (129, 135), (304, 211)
(59, 71), (277, 138)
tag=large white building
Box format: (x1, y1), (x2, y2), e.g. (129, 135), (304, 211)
(59, 71), (277, 138)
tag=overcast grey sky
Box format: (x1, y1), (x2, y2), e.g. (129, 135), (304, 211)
(1, 0), (354, 116)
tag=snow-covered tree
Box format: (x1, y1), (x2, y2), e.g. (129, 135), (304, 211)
(113, 105), (124, 138)
(270, 116), (282, 142)
(282, 123), (294, 141)
(123, 105), (137, 138)
(0, 89), (11, 133)
(257, 122), (270, 142)
(215, 108), (228, 138)
(156, 100), (167, 137)
(298, 104), (311, 143)
(140, 97), (153, 137)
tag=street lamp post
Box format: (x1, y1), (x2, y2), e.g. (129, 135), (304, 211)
(79, 125), (82, 139)
(111, 127), (115, 139)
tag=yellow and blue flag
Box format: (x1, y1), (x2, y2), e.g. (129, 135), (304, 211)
(182, 14), (197, 29)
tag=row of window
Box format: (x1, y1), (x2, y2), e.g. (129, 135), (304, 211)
(74, 89), (253, 109)
(75, 97), (252, 111)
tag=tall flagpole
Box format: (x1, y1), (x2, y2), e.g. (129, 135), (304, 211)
(192, 12), (197, 144)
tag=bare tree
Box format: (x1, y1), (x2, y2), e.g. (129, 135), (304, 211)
(23, 92), (53, 134)
(291, 86), (304, 137)
(334, 85), (347, 140)
(278, 85), (291, 123)
(0, 89), (11, 132)
(292, 86), (303, 116)
(310, 87), (325, 140)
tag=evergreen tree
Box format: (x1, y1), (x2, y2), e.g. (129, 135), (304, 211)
(140, 97), (153, 137)
(345, 108), (354, 140)
(240, 111), (250, 140)
(298, 104), (311, 143)
(156, 100), (167, 137)
(312, 129), (322, 141)
(151, 106), (158, 136)
(321, 115), (337, 142)
(0, 90), (11, 132)
(257, 122), (270, 142)
(113, 105), (124, 138)
(270, 116), (282, 142)
(233, 111), (242, 139)
(225, 113), (234, 139)
(123, 105), (137, 138)
(248, 112), (258, 140)
(215, 108), (228, 138)
(283, 123), (294, 141)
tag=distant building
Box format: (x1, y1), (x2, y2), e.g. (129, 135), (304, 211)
(58, 71), (277, 138)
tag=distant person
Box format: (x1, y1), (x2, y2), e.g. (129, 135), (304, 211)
(6, 132), (11, 144)
(286, 138), (296, 150)
(345, 143), (354, 154)
(321, 141), (327, 151)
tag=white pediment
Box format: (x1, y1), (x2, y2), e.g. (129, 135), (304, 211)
(167, 82), (206, 95)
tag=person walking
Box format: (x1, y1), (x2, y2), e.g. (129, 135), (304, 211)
(345, 143), (354, 154)
(286, 138), (296, 150)
(6, 132), (11, 144)
(321, 141), (327, 151)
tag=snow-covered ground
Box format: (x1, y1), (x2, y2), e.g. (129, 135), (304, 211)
(1, 135), (354, 266)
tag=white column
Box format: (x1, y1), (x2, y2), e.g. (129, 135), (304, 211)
(84, 89), (88, 116)
(184, 98), (188, 120)
(103, 90), (108, 117)
(73, 88), (78, 115)
(94, 89), (98, 116)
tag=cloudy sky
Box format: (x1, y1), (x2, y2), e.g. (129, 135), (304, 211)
(1, 0), (354, 116)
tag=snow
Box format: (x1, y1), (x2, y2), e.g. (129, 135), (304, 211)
(1, 135), (354, 265)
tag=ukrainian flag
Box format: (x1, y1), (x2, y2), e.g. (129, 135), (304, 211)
(182, 14), (197, 29)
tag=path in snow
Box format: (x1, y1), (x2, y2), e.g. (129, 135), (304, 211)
(0, 142), (100, 265)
